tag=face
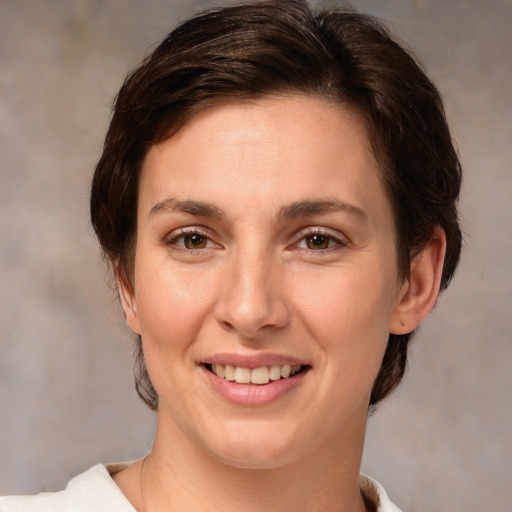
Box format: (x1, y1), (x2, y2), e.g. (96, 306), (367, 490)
(121, 95), (408, 469)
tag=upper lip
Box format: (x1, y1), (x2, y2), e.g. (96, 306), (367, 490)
(202, 352), (308, 369)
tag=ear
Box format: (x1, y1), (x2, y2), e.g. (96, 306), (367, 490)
(389, 227), (447, 335)
(117, 273), (141, 336)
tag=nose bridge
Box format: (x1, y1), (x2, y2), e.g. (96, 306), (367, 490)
(215, 241), (289, 338)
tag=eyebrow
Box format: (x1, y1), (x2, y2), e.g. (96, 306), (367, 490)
(148, 198), (225, 219)
(148, 197), (367, 221)
(278, 199), (368, 220)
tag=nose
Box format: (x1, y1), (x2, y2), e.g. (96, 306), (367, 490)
(214, 248), (291, 340)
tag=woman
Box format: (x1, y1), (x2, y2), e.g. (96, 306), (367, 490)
(0, 0), (461, 510)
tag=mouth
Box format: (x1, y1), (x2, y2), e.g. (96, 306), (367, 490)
(203, 363), (309, 385)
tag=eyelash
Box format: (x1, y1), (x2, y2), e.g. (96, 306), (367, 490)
(164, 227), (220, 251)
(164, 227), (348, 253)
(292, 228), (348, 252)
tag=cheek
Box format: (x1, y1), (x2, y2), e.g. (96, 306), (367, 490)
(291, 265), (394, 366)
(135, 264), (220, 407)
(135, 262), (217, 351)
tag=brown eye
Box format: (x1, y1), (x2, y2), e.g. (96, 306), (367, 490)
(305, 234), (330, 250)
(184, 234), (208, 249)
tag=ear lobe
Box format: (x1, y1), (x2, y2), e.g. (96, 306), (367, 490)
(390, 227), (447, 335)
(117, 276), (141, 335)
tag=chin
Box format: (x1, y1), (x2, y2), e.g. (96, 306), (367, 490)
(204, 422), (303, 470)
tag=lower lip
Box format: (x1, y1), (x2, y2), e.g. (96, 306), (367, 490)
(201, 366), (309, 406)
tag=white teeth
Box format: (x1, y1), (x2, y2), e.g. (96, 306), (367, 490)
(210, 363), (303, 384)
(291, 365), (301, 375)
(269, 364), (281, 381)
(251, 367), (270, 384)
(224, 364), (235, 381)
(214, 364), (225, 379)
(234, 366), (251, 384)
(281, 365), (291, 378)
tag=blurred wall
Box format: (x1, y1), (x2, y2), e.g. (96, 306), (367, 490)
(0, 1), (510, 510)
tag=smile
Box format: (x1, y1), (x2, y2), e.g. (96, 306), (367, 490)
(206, 364), (305, 385)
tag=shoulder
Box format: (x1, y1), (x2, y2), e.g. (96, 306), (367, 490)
(0, 464), (135, 512)
(360, 473), (403, 512)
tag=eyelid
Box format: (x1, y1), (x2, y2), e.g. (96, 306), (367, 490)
(291, 226), (349, 251)
(164, 226), (221, 249)
(163, 225), (347, 251)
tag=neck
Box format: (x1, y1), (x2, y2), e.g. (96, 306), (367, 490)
(141, 407), (369, 512)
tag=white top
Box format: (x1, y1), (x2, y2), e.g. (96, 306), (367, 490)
(0, 464), (403, 511)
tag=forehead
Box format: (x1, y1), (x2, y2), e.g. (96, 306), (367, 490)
(138, 94), (390, 225)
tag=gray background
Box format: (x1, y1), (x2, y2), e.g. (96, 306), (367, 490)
(0, 1), (510, 510)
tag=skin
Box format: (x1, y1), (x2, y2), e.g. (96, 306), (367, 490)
(114, 94), (446, 512)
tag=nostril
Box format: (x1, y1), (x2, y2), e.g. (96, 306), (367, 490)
(218, 320), (235, 332)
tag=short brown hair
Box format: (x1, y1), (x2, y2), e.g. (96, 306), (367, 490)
(90, 0), (462, 409)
